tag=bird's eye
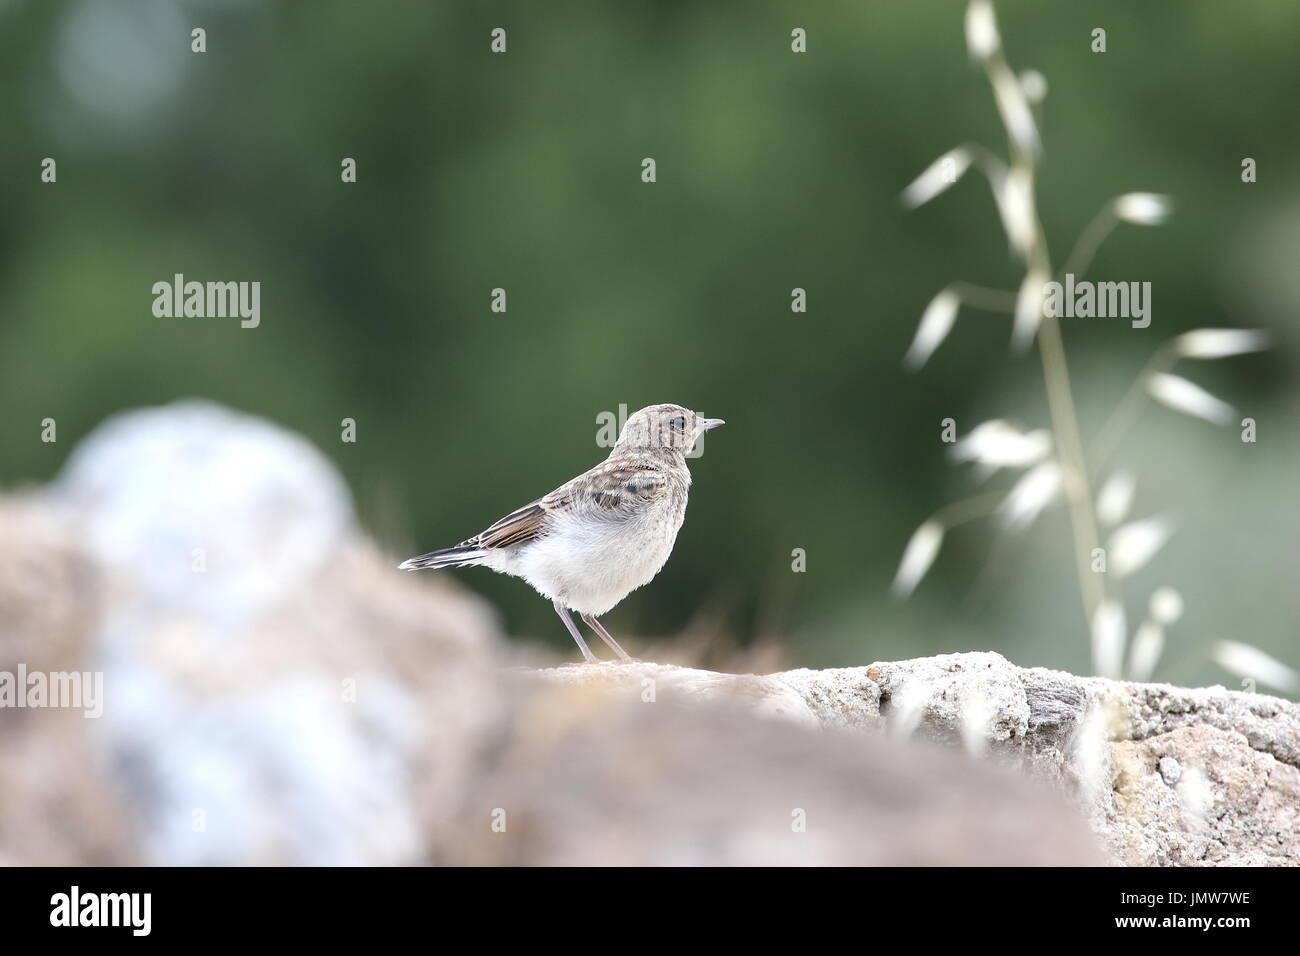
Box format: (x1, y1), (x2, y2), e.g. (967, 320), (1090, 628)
(669, 416), (686, 431)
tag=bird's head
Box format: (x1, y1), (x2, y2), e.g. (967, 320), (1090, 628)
(614, 404), (725, 455)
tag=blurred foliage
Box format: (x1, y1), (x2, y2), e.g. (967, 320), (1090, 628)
(1, 0), (1297, 684)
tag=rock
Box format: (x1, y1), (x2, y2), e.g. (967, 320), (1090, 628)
(527, 661), (820, 726)
(768, 652), (1300, 866)
(0, 495), (133, 865)
(7, 401), (506, 866)
(1111, 725), (1298, 866)
(443, 679), (1104, 866)
(774, 666), (883, 730)
(53, 399), (355, 616)
(538, 650), (1299, 865)
(0, 493), (94, 676)
(1159, 755), (1182, 786)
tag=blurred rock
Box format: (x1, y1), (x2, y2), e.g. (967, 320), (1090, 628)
(0, 494), (132, 866)
(6, 400), (505, 865)
(445, 677), (1104, 866)
(54, 399), (355, 617)
(0, 493), (92, 675)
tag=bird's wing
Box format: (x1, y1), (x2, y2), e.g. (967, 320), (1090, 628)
(571, 460), (672, 514)
(473, 462), (671, 550)
(475, 500), (551, 549)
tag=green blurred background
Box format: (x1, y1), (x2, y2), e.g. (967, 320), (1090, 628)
(1, 0), (1296, 686)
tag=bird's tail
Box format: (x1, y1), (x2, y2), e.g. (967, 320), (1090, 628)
(398, 543), (489, 571)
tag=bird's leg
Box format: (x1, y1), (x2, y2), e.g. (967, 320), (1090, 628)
(554, 601), (600, 663)
(580, 613), (633, 662)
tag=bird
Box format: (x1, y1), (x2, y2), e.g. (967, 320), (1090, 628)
(399, 404), (725, 663)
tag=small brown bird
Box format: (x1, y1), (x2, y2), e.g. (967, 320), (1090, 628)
(399, 404), (724, 662)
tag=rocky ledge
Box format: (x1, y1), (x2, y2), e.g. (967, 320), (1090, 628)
(531, 652), (1300, 866)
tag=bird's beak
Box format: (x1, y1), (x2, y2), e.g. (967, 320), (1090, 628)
(701, 418), (725, 431)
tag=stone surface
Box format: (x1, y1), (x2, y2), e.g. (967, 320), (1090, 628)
(53, 399), (355, 616)
(529, 661), (820, 726)
(3, 402), (506, 866)
(551, 651), (1298, 867)
(447, 679), (1104, 866)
